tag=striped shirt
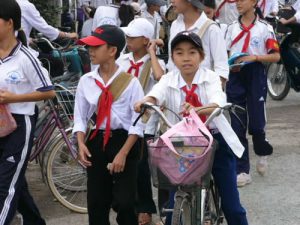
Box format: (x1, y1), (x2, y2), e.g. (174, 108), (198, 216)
(0, 42), (53, 115)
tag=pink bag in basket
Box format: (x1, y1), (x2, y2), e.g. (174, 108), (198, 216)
(148, 109), (213, 185)
(0, 104), (17, 137)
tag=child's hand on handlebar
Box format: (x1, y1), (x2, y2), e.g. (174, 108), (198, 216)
(180, 102), (195, 115)
(134, 100), (145, 113)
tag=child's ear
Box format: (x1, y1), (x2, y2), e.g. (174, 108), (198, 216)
(199, 51), (205, 61)
(144, 37), (150, 46)
(109, 46), (118, 58)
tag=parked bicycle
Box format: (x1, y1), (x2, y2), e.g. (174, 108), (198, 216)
(29, 84), (87, 213)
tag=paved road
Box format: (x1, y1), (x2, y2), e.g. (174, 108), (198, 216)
(13, 91), (300, 225)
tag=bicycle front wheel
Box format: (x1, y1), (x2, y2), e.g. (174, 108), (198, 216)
(46, 135), (87, 213)
(172, 195), (192, 225)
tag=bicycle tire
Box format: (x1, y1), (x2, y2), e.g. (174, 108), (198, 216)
(46, 134), (87, 213)
(172, 196), (192, 225)
(267, 62), (290, 100)
(40, 129), (66, 181)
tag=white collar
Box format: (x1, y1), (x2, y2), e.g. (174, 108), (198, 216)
(127, 52), (150, 64)
(177, 12), (208, 32)
(87, 66), (123, 87)
(168, 67), (211, 89)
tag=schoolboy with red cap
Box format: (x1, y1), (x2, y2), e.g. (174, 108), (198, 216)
(73, 24), (145, 225)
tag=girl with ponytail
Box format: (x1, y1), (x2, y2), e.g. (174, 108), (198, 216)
(0, 1), (55, 224)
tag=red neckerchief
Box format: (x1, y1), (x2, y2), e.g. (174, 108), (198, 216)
(182, 84), (206, 122)
(127, 60), (144, 77)
(230, 16), (257, 53)
(215, 0), (237, 18)
(89, 79), (113, 148)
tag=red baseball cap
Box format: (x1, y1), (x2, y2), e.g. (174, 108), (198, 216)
(77, 25), (126, 50)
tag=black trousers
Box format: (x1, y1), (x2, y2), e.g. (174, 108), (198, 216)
(136, 134), (156, 214)
(0, 114), (45, 225)
(86, 129), (140, 225)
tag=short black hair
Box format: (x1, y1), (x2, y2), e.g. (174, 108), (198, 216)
(203, 0), (216, 9)
(0, 0), (21, 30)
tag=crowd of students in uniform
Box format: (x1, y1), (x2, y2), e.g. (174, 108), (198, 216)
(0, 0), (299, 225)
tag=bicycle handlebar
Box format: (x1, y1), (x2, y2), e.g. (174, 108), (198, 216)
(133, 102), (246, 129)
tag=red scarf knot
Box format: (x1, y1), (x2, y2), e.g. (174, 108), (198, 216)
(230, 20), (256, 53)
(127, 60), (144, 77)
(182, 84), (206, 122)
(89, 79), (113, 148)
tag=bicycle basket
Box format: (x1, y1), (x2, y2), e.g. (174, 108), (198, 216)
(147, 109), (214, 186)
(55, 85), (76, 123)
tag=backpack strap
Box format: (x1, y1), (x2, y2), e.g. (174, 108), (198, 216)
(109, 72), (133, 101)
(197, 18), (216, 39)
(138, 59), (152, 92)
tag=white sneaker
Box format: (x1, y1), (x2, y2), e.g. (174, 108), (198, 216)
(256, 156), (268, 176)
(237, 173), (252, 187)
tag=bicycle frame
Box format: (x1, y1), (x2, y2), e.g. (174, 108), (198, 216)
(29, 99), (78, 163)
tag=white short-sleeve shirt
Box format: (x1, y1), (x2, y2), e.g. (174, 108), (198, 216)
(258, 0), (279, 18)
(16, 0), (59, 42)
(167, 13), (229, 80)
(215, 0), (239, 25)
(225, 18), (279, 56)
(92, 5), (120, 30)
(73, 67), (144, 137)
(0, 42), (53, 115)
(117, 53), (166, 94)
(117, 53), (166, 134)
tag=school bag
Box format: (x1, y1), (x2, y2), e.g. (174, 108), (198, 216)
(197, 18), (218, 70)
(139, 60), (152, 92)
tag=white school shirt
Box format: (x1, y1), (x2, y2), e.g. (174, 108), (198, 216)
(73, 66), (144, 137)
(225, 18), (279, 56)
(167, 13), (229, 80)
(0, 42), (53, 115)
(293, 0), (300, 9)
(215, 0), (239, 25)
(16, 0), (59, 43)
(92, 5), (121, 30)
(89, 0), (112, 7)
(81, 18), (93, 38)
(116, 52), (166, 134)
(117, 53), (166, 94)
(146, 67), (244, 157)
(295, 11), (300, 23)
(258, 0), (279, 18)
(141, 8), (161, 39)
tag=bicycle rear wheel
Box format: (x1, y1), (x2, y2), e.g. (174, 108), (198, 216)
(46, 135), (87, 213)
(172, 194), (192, 225)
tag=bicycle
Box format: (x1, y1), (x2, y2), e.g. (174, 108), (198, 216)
(28, 84), (87, 213)
(135, 102), (244, 225)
